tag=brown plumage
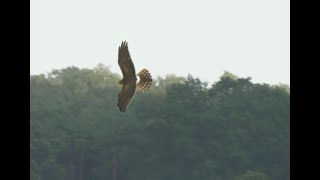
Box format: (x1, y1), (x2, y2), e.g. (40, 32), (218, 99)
(117, 41), (152, 112)
(137, 69), (152, 93)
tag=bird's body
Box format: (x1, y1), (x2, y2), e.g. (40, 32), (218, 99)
(117, 41), (152, 112)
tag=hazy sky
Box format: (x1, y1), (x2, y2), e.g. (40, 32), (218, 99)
(30, 0), (289, 85)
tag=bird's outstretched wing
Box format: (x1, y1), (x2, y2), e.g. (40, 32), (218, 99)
(117, 41), (137, 112)
(117, 82), (136, 112)
(118, 41), (136, 78)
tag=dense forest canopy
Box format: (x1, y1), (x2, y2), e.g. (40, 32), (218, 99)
(30, 64), (290, 180)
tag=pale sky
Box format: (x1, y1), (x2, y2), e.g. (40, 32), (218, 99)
(30, 0), (290, 85)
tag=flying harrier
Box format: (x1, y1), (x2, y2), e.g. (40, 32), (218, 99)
(117, 41), (152, 112)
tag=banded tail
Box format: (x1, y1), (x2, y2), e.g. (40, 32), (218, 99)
(136, 69), (152, 93)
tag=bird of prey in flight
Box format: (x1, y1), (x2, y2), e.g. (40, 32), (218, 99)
(117, 41), (152, 112)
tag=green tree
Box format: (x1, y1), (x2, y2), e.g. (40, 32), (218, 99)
(234, 170), (271, 180)
(30, 64), (289, 180)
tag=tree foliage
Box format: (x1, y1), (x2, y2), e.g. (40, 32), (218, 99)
(30, 65), (290, 180)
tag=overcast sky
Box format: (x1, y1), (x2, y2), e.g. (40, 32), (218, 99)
(30, 0), (289, 85)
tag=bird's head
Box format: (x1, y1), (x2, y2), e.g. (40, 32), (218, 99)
(118, 79), (124, 84)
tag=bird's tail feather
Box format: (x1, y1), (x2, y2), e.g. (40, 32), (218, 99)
(137, 69), (152, 93)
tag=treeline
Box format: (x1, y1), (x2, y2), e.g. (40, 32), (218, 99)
(30, 64), (290, 180)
